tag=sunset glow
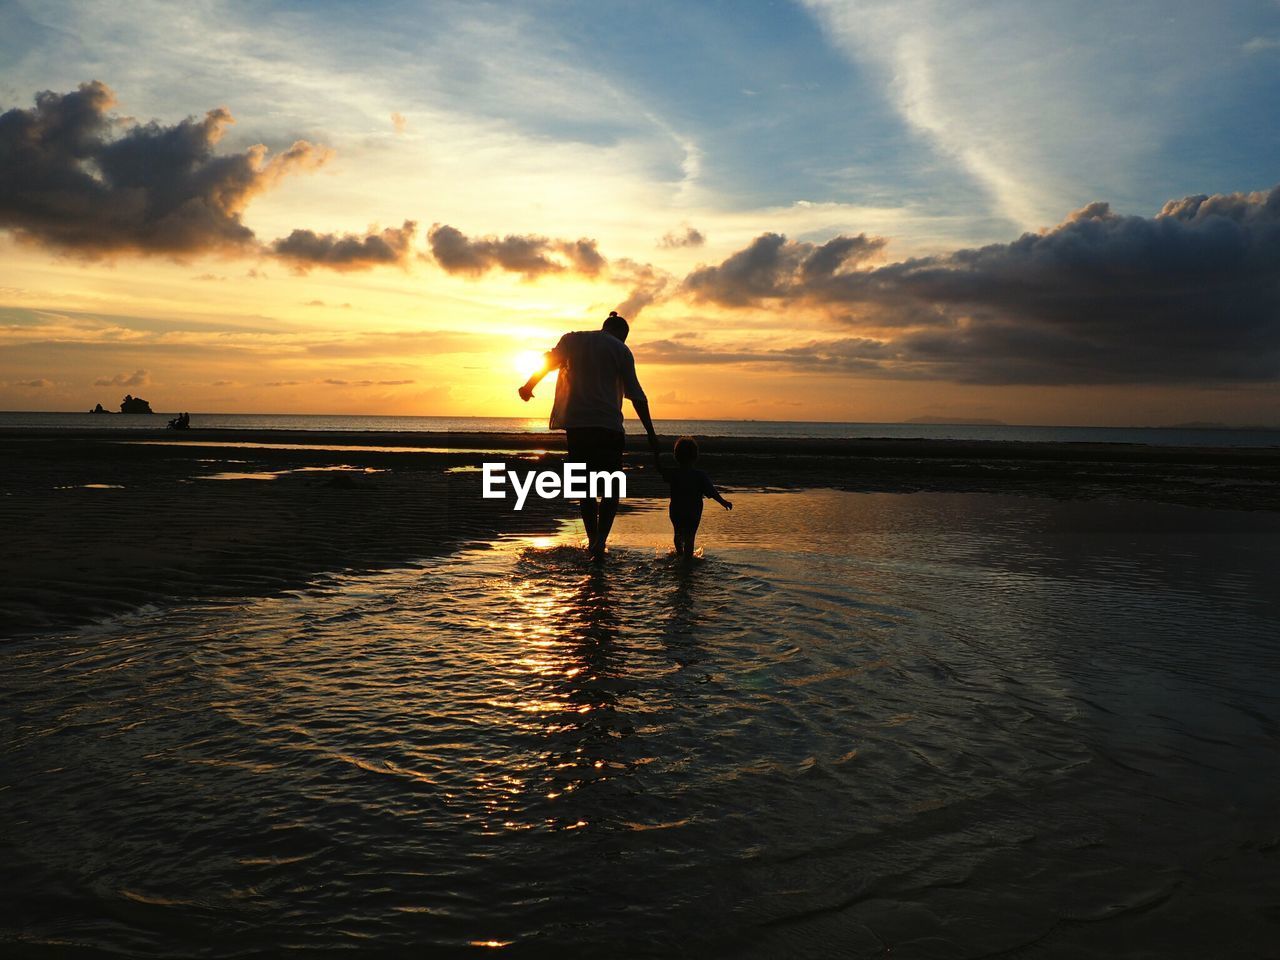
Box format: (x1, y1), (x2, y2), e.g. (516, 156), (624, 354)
(3, 1), (1279, 425)
(512, 351), (547, 377)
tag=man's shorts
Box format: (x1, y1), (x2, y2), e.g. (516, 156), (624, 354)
(565, 427), (626, 472)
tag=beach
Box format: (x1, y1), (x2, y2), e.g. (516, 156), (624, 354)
(7, 1), (1280, 952)
(3, 430), (1280, 957)
(4, 428), (1278, 636)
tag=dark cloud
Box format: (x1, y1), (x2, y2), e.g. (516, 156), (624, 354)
(681, 186), (1280, 384)
(562, 238), (607, 275)
(272, 221), (417, 272)
(93, 368), (149, 387)
(427, 224), (606, 279)
(613, 259), (672, 318)
(265, 380), (302, 387)
(639, 337), (896, 375)
(0, 81), (329, 255)
(659, 225), (705, 248)
(681, 232), (887, 306)
(426, 226), (664, 315)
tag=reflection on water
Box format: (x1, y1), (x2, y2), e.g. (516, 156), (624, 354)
(195, 465), (389, 481)
(2, 492), (1278, 958)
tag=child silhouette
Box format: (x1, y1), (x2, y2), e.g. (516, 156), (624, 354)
(654, 436), (732, 557)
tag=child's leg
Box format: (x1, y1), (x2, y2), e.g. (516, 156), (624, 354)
(671, 521), (699, 556)
(683, 515), (701, 556)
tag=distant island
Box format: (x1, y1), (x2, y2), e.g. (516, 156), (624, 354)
(906, 416), (1008, 426)
(89, 395), (155, 414)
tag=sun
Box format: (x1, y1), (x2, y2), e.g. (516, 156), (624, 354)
(512, 350), (547, 376)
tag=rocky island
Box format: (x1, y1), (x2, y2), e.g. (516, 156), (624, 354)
(119, 394), (154, 414)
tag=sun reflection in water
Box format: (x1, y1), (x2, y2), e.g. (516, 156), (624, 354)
(455, 531), (654, 836)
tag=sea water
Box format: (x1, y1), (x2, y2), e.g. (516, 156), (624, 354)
(2, 491), (1278, 957)
(3, 410), (1280, 448)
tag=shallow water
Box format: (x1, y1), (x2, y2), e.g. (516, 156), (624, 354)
(3, 491), (1278, 958)
(6, 410), (1280, 447)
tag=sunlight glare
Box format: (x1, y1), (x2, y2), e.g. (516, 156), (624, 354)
(513, 350), (546, 376)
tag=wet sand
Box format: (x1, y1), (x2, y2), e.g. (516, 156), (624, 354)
(0, 433), (566, 637)
(3, 428), (1278, 636)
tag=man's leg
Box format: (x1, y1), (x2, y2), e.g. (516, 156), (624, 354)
(567, 428), (598, 551)
(579, 497), (599, 548)
(595, 494), (620, 553)
(586, 429), (624, 558)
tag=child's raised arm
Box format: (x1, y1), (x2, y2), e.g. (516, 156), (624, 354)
(701, 473), (733, 510)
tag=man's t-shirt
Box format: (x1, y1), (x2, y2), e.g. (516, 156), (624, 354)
(548, 330), (646, 432)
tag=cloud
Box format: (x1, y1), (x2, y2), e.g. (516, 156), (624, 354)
(303, 330), (487, 357)
(321, 378), (414, 387)
(426, 224), (665, 314)
(391, 111), (408, 133)
(659, 225), (705, 248)
(272, 221), (417, 272)
(1243, 36), (1280, 55)
(613, 258), (673, 318)
(12, 378), (53, 388)
(640, 336), (895, 375)
(427, 224), (606, 279)
(265, 380), (302, 387)
(0, 81), (329, 255)
(93, 368), (150, 387)
(681, 232), (887, 306)
(677, 184), (1280, 385)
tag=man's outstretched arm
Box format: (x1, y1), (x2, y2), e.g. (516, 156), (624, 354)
(632, 396), (660, 453)
(518, 352), (556, 401)
(622, 350), (660, 452)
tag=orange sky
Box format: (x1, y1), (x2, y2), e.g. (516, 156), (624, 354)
(4, 2), (1280, 426)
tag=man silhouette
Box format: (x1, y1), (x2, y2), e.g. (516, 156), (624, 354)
(519, 310), (659, 559)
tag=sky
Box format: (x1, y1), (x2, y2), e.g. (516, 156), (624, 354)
(2, 0), (1279, 425)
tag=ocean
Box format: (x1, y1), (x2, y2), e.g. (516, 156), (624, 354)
(3, 410), (1280, 448)
(3, 491), (1278, 956)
